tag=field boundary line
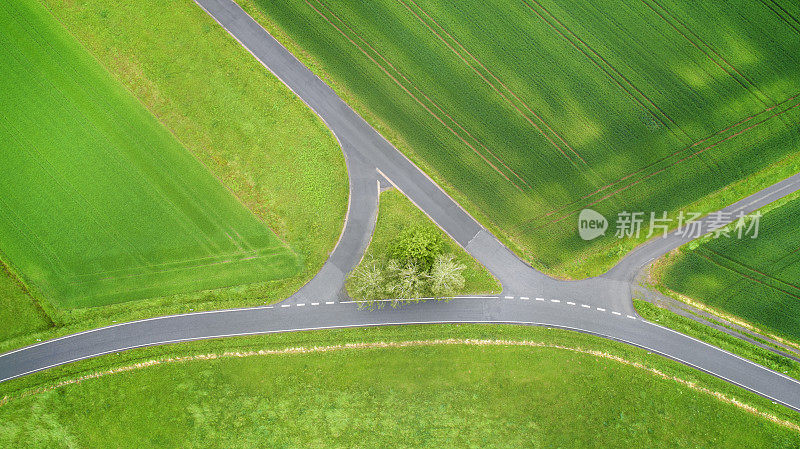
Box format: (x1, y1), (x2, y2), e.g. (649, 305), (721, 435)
(66, 247), (287, 287)
(511, 96), (800, 230)
(520, 0), (691, 145)
(694, 248), (800, 301)
(532, 91), (800, 224)
(66, 246), (284, 283)
(305, 0), (529, 192)
(3, 9), (241, 257)
(5, 1), (302, 286)
(397, 0), (599, 180)
(758, 0), (800, 35)
(33, 0), (297, 256)
(543, 100), (800, 225)
(642, 0), (773, 108)
(0, 23), (296, 294)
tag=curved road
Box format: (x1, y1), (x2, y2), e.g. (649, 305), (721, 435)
(3, 0), (800, 413)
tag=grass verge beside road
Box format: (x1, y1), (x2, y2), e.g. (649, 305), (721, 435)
(634, 299), (800, 381)
(346, 189), (500, 300)
(1, 324), (798, 447)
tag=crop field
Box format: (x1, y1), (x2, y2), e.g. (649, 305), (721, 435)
(246, 0), (800, 276)
(656, 194), (800, 343)
(0, 0), (300, 309)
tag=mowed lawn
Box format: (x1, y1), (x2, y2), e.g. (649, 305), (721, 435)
(0, 325), (797, 448)
(0, 0), (300, 309)
(656, 194), (800, 343)
(244, 0), (800, 277)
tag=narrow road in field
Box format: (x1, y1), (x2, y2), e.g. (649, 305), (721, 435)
(3, 0), (800, 413)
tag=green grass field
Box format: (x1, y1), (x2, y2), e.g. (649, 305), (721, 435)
(1, 325), (798, 448)
(347, 188), (500, 299)
(654, 193), (800, 344)
(242, 0), (800, 277)
(0, 262), (50, 342)
(0, 0), (347, 345)
(0, 0), (300, 308)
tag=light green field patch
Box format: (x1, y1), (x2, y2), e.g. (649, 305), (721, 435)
(673, 64), (711, 89)
(722, 33), (761, 67)
(0, 0), (299, 309)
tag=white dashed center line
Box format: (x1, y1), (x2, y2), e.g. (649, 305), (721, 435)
(265, 295), (632, 330)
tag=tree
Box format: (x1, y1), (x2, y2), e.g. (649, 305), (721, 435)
(347, 258), (385, 301)
(388, 226), (444, 273)
(429, 254), (465, 298)
(385, 259), (426, 306)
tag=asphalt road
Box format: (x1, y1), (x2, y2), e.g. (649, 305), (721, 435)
(2, 0), (800, 413)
